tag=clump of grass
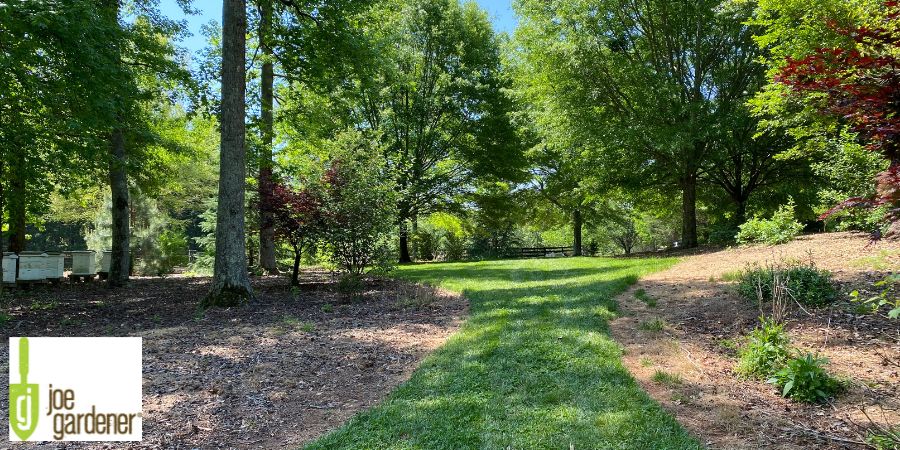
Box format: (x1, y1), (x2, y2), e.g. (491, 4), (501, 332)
(0, 312), (11, 327)
(273, 315), (315, 335)
(321, 303), (334, 313)
(634, 288), (657, 307)
(397, 284), (438, 309)
(719, 270), (743, 282)
(638, 318), (666, 332)
(651, 370), (682, 387)
(639, 357), (654, 367)
(31, 300), (58, 311)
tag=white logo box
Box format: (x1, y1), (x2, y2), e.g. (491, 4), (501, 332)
(9, 337), (142, 441)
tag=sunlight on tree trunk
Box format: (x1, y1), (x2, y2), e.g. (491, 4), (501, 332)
(203, 0), (252, 307)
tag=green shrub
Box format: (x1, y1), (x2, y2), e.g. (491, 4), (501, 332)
(767, 354), (840, 403)
(738, 263), (837, 307)
(736, 318), (791, 379)
(736, 201), (803, 245)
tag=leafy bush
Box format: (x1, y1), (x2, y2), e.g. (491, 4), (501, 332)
(736, 318), (792, 379)
(321, 133), (398, 275)
(738, 263), (837, 307)
(767, 354), (840, 403)
(736, 201), (803, 245)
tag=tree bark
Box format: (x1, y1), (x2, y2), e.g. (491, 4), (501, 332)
(681, 175), (699, 248)
(257, 0), (278, 274)
(108, 127), (131, 287)
(291, 249), (301, 286)
(735, 197), (747, 227)
(398, 217), (411, 263)
(203, 0), (253, 307)
(572, 208), (582, 256)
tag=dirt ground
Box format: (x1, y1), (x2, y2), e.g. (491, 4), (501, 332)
(0, 273), (467, 449)
(611, 232), (900, 449)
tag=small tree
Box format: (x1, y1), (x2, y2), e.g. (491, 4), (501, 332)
(269, 181), (324, 286)
(321, 134), (397, 275)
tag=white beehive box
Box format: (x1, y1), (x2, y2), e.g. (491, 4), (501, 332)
(44, 252), (65, 280)
(17, 252), (48, 281)
(2, 252), (18, 283)
(100, 250), (113, 273)
(70, 251), (96, 276)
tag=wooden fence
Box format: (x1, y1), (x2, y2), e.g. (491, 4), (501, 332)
(504, 246), (575, 259)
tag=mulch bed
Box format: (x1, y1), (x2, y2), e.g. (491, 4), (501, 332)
(611, 232), (900, 449)
(0, 273), (467, 449)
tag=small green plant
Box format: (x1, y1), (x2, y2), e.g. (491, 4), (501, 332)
(738, 262), (836, 307)
(736, 318), (792, 379)
(736, 200), (804, 245)
(639, 357), (654, 367)
(767, 354), (840, 403)
(651, 370), (682, 387)
(321, 303), (334, 313)
(336, 274), (365, 296)
(0, 312), (11, 327)
(31, 300), (59, 311)
(866, 426), (900, 450)
(850, 274), (900, 319)
(638, 318), (665, 332)
(299, 322), (315, 333)
(634, 289), (657, 307)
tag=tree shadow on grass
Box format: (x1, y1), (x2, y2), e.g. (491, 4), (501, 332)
(307, 259), (701, 450)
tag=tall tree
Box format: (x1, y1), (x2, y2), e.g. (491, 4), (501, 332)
(354, 0), (524, 262)
(204, 0), (253, 306)
(257, 0), (278, 274)
(514, 0), (764, 247)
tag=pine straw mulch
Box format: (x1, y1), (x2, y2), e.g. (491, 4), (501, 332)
(0, 272), (467, 449)
(611, 232), (900, 449)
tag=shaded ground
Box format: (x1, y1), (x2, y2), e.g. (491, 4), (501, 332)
(0, 273), (467, 449)
(611, 232), (900, 449)
(306, 257), (703, 449)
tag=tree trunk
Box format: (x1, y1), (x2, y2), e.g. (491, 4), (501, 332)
(291, 249), (301, 286)
(257, 0), (278, 274)
(572, 208), (582, 256)
(203, 0), (253, 307)
(735, 197), (747, 227)
(399, 220), (411, 263)
(108, 127), (131, 287)
(681, 175), (698, 248)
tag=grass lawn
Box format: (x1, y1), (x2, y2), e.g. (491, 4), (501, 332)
(306, 257), (702, 450)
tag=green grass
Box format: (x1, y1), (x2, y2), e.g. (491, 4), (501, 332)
(306, 257), (702, 450)
(634, 288), (658, 307)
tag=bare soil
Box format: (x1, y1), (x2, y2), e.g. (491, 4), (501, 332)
(611, 232), (900, 449)
(0, 273), (467, 449)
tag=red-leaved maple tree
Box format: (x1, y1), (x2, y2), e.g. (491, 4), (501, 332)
(776, 1), (900, 223)
(267, 180), (324, 286)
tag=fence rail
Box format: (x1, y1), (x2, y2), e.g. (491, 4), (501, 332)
(504, 246), (575, 258)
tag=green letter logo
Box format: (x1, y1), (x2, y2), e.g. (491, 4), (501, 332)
(9, 337), (39, 440)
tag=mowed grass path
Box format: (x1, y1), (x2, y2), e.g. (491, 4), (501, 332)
(306, 257), (702, 450)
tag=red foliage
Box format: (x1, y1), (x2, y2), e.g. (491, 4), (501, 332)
(267, 180), (324, 252)
(776, 2), (900, 219)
